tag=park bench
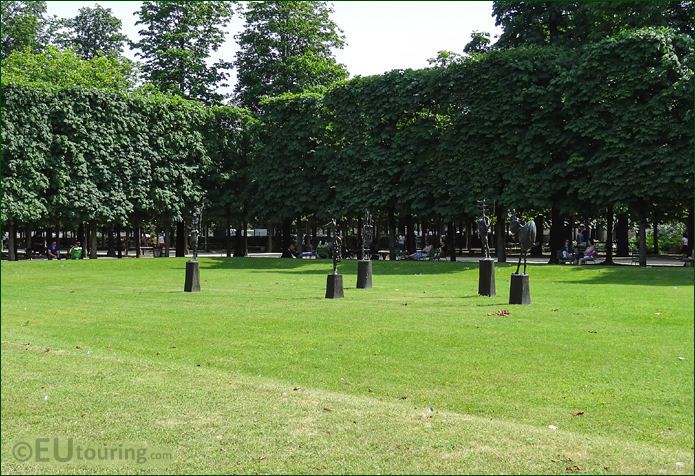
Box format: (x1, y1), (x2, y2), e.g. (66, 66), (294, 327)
(683, 256), (693, 267)
(556, 250), (575, 265)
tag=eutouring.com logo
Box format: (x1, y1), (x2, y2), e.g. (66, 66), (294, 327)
(12, 438), (172, 465)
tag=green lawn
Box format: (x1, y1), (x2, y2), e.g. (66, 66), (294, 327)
(1, 258), (693, 474)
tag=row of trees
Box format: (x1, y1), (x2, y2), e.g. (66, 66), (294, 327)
(3, 28), (692, 265)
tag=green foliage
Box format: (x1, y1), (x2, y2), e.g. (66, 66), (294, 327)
(53, 5), (127, 59)
(559, 29), (693, 213)
(426, 50), (463, 67)
(1, 84), (251, 228)
(648, 222), (686, 253)
(252, 92), (332, 221)
(234, 1), (348, 110)
(463, 30), (491, 54)
(492, 1), (694, 48)
(133, 0), (236, 103)
(0, 0), (46, 58)
(1, 46), (136, 92)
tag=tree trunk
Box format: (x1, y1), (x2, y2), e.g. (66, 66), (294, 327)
(448, 220), (456, 262)
(465, 217), (473, 255)
(225, 209), (232, 257)
(687, 205), (694, 257)
(652, 220), (659, 255)
(495, 206), (506, 262)
(89, 221), (98, 259)
(25, 225), (33, 259)
(269, 223), (276, 253)
(8, 221), (16, 261)
(531, 215), (544, 257)
(638, 205), (648, 267)
(405, 213), (416, 254)
(135, 220), (142, 258)
(77, 223), (85, 259)
(176, 220), (185, 257)
(616, 213), (629, 256)
(242, 215), (248, 257)
(604, 205), (615, 265)
(116, 223), (123, 259)
(281, 218), (292, 258)
(548, 205), (563, 264)
(107, 223), (116, 257)
(388, 207), (397, 260)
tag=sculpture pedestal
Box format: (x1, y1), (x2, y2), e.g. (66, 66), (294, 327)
(509, 273), (530, 305)
(325, 274), (344, 299)
(478, 258), (496, 296)
(356, 260), (373, 289)
(184, 260), (200, 292)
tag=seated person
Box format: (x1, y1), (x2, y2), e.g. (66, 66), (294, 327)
(68, 241), (83, 260)
(287, 242), (299, 258)
(298, 242), (317, 259)
(408, 243), (433, 260)
(561, 239), (573, 259)
(47, 241), (60, 260)
(316, 240), (330, 259)
(577, 239), (597, 265)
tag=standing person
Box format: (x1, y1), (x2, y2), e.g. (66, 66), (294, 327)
(398, 233), (406, 253)
(576, 226), (587, 247)
(158, 231), (166, 257)
(681, 232), (689, 257)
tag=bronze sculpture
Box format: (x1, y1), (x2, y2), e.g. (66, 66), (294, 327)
(476, 199), (492, 259)
(510, 211), (537, 275)
(325, 218), (342, 274)
(190, 206), (203, 261)
(361, 211), (374, 261)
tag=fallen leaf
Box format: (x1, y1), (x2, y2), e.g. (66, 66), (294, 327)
(74, 345), (81, 349)
(587, 330), (597, 334)
(398, 396), (408, 400)
(156, 352), (160, 356)
(566, 465), (581, 472)
(368, 388), (373, 393)
(495, 309), (511, 316)
(322, 407), (332, 412)
(572, 411), (584, 416)
(43, 348), (50, 352)
(256, 455), (267, 461)
(292, 386), (302, 392)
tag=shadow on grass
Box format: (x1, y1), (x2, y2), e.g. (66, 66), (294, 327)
(198, 257), (484, 276)
(560, 265), (694, 287)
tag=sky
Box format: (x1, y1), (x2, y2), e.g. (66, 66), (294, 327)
(46, 1), (502, 90)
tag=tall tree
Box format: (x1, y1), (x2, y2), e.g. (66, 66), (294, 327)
(234, 1), (347, 110)
(463, 30), (492, 54)
(55, 5), (127, 59)
(133, 1), (235, 103)
(1, 1), (46, 58)
(492, 1), (694, 49)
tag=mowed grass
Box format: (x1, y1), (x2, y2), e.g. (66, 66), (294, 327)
(1, 257), (693, 474)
